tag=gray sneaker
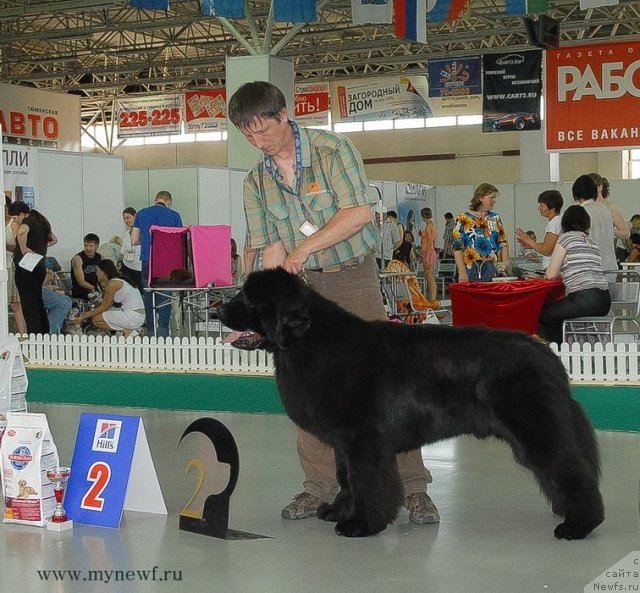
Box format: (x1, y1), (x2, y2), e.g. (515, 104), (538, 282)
(405, 492), (440, 524)
(281, 492), (321, 520)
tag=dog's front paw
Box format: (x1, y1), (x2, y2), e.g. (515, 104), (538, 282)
(318, 502), (349, 523)
(553, 520), (597, 540)
(335, 518), (378, 538)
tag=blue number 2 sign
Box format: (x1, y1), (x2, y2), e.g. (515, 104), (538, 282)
(64, 413), (166, 528)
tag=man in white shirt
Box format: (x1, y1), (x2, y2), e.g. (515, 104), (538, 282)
(374, 205), (402, 271)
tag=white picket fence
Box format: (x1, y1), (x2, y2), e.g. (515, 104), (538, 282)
(13, 334), (640, 383)
(17, 334), (274, 374)
(550, 341), (639, 383)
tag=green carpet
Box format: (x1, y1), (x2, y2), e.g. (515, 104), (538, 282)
(25, 369), (640, 433)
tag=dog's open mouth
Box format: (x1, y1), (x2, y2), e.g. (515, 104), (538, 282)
(223, 330), (265, 350)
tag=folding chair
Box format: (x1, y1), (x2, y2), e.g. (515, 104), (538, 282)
(562, 270), (640, 344)
(434, 259), (457, 299)
(383, 261), (451, 324)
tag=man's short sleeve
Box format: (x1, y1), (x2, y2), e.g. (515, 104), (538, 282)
(330, 137), (372, 210)
(243, 173), (275, 249)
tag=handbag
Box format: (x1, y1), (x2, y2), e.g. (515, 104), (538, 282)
(423, 309), (441, 325)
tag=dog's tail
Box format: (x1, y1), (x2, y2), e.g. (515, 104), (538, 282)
(570, 399), (601, 480)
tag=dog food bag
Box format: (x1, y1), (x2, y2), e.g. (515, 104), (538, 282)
(1, 412), (59, 526)
(0, 337), (29, 447)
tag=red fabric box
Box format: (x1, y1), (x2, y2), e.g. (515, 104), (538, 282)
(449, 279), (564, 334)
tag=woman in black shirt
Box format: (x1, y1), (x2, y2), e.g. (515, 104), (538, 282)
(393, 231), (416, 267)
(8, 201), (57, 334)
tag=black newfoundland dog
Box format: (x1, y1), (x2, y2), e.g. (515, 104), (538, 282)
(219, 268), (604, 540)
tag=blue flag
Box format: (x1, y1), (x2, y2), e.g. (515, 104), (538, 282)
(130, 0), (170, 9)
(202, 0), (245, 18)
(274, 0), (317, 22)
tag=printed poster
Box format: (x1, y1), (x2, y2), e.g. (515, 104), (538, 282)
(184, 90), (227, 133)
(396, 182), (434, 240)
(332, 76), (432, 122)
(0, 82), (80, 151)
(2, 145), (37, 208)
(482, 50), (542, 133)
(545, 40), (640, 151)
(117, 95), (182, 138)
(428, 56), (482, 116)
(295, 82), (330, 127)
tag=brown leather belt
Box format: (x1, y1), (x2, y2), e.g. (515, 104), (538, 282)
(307, 255), (366, 273)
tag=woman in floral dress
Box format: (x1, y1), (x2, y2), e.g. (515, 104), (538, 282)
(452, 183), (510, 282)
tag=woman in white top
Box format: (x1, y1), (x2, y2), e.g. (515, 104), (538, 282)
(589, 173), (630, 242)
(73, 259), (144, 338)
(120, 207), (142, 293)
(515, 190), (563, 269)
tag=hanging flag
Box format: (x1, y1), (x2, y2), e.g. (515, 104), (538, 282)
(394, 0), (427, 44)
(505, 0), (547, 16)
(274, 0), (317, 22)
(130, 0), (169, 9)
(201, 0), (245, 18)
(579, 0), (618, 9)
(427, 0), (470, 23)
(351, 0), (393, 24)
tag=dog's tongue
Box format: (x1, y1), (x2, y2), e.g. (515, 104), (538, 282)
(223, 331), (245, 344)
(223, 330), (265, 350)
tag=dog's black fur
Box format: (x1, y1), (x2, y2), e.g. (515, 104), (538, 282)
(219, 268), (604, 540)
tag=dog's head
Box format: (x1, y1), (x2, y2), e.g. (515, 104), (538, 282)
(219, 268), (311, 351)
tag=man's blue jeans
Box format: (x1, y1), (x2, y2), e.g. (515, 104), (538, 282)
(141, 261), (171, 338)
(42, 288), (72, 335)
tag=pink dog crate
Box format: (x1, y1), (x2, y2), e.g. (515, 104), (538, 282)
(149, 225), (232, 288)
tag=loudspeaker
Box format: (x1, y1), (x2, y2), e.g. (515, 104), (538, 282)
(523, 15), (560, 49)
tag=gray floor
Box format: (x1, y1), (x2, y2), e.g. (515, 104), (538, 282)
(1, 403), (639, 593)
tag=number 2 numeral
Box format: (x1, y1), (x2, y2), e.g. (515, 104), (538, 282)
(81, 462), (111, 511)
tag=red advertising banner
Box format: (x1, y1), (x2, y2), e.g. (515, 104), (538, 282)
(294, 83), (330, 127)
(184, 89), (226, 132)
(545, 41), (640, 151)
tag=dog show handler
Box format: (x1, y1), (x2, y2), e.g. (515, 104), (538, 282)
(228, 80), (439, 524)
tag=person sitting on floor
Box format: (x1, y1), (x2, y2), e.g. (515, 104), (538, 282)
(71, 259), (144, 338)
(42, 268), (72, 335)
(71, 233), (102, 301)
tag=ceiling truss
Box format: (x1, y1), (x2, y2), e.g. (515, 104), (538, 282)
(1, 0), (639, 125)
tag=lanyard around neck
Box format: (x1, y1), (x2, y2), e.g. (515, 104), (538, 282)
(263, 121), (309, 218)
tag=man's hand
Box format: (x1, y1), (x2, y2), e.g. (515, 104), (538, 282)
(282, 244), (312, 275)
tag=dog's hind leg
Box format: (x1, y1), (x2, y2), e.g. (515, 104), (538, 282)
(551, 402), (604, 540)
(501, 420), (603, 539)
(334, 442), (403, 538)
(550, 460), (604, 540)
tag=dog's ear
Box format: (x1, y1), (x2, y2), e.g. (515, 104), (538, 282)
(274, 304), (311, 349)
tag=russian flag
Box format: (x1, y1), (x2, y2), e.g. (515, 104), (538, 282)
(427, 0), (470, 22)
(394, 0), (427, 44)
